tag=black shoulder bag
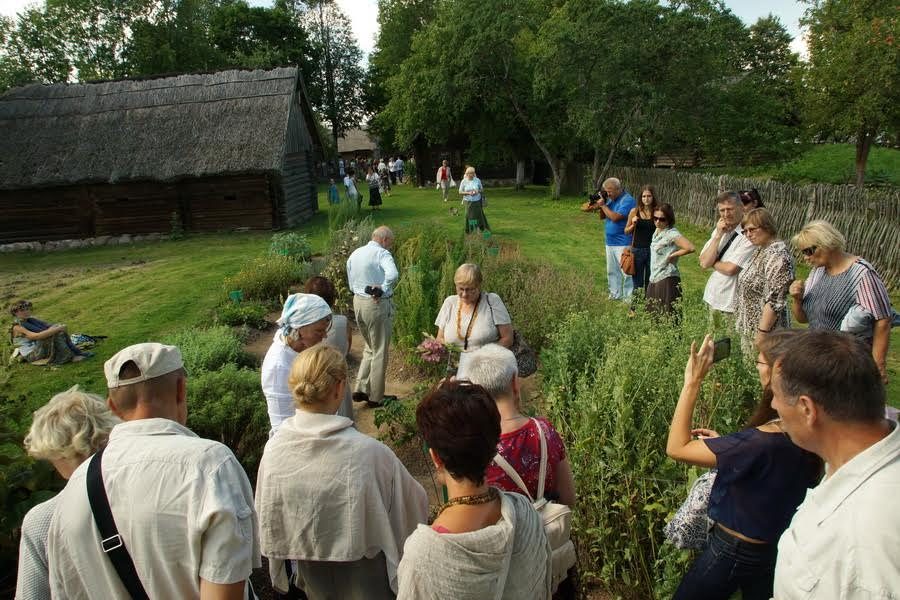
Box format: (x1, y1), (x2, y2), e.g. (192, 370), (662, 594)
(87, 447), (151, 600)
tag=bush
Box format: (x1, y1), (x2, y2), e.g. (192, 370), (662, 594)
(216, 301), (270, 329)
(223, 254), (313, 304)
(165, 326), (256, 373)
(186, 364), (270, 481)
(541, 295), (758, 598)
(328, 196), (363, 231)
(269, 232), (312, 262)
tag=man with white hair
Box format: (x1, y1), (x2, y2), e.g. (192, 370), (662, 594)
(594, 177), (636, 301)
(347, 225), (399, 407)
(48, 342), (260, 599)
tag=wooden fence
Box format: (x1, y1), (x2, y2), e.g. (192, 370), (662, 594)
(611, 167), (900, 291)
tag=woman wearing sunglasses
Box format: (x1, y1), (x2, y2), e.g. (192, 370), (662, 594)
(646, 204), (695, 315)
(734, 209), (793, 355)
(789, 220), (893, 382)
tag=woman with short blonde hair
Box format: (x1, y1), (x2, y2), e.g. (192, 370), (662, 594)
(788, 220), (892, 381)
(17, 386), (120, 600)
(458, 165), (489, 233)
(256, 345), (428, 599)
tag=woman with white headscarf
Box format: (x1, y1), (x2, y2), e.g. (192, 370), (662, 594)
(261, 293), (335, 436)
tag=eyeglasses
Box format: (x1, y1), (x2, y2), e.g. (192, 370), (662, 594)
(744, 226), (759, 234)
(653, 216), (667, 222)
(801, 246), (818, 257)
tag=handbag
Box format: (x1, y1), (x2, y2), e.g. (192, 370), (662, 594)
(485, 295), (538, 377)
(619, 226), (636, 276)
(663, 469), (716, 550)
(493, 418), (576, 592)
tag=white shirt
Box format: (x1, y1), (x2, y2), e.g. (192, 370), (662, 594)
(346, 240), (399, 297)
(15, 495), (56, 600)
(256, 411), (428, 593)
(48, 418), (260, 600)
(701, 224), (755, 312)
(261, 332), (299, 436)
(773, 422), (900, 599)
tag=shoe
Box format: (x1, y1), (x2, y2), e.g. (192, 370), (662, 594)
(352, 392), (369, 403)
(367, 394), (398, 408)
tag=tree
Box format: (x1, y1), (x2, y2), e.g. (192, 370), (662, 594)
(303, 0), (366, 168)
(801, 0), (899, 185)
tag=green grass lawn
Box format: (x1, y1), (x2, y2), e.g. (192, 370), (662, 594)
(2, 183), (898, 411)
(700, 143), (900, 187)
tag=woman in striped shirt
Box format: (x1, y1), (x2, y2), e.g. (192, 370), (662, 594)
(789, 220), (893, 382)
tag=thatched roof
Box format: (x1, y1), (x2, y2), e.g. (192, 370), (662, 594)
(338, 128), (377, 154)
(0, 67), (317, 190)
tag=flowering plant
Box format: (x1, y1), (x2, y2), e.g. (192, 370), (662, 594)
(416, 333), (462, 373)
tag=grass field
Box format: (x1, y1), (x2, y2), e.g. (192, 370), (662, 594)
(1, 183), (897, 410)
(700, 143), (900, 187)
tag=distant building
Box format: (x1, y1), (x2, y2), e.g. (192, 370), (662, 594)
(337, 128), (377, 162)
(0, 67), (322, 243)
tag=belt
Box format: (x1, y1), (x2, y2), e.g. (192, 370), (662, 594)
(355, 293), (392, 300)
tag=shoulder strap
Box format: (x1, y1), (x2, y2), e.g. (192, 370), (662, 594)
(716, 231), (738, 262)
(492, 452), (533, 501)
(532, 418), (549, 501)
(87, 448), (150, 600)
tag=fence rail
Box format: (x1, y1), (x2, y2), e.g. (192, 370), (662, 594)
(611, 167), (900, 291)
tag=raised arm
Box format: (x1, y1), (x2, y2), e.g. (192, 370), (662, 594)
(666, 336), (718, 468)
(624, 208), (638, 234)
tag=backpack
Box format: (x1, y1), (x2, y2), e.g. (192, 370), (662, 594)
(492, 418), (576, 592)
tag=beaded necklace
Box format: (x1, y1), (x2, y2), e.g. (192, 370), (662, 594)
(456, 294), (481, 350)
(435, 487), (499, 519)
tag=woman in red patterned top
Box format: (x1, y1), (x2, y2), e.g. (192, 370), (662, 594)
(458, 344), (576, 505)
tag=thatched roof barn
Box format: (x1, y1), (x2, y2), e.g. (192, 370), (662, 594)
(0, 67), (322, 243)
(337, 128), (377, 160)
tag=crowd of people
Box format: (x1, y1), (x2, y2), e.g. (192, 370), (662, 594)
(11, 173), (900, 600)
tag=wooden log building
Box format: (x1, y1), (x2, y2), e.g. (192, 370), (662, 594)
(0, 67), (322, 244)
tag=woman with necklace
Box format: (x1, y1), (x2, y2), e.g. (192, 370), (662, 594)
(789, 219), (893, 383)
(397, 380), (552, 599)
(256, 345), (428, 599)
(734, 208), (793, 355)
(666, 331), (822, 600)
(435, 263), (514, 374)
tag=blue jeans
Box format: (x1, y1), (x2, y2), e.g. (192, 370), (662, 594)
(631, 246), (651, 291)
(673, 525), (776, 600)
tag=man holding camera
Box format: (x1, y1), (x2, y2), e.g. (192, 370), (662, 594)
(590, 177), (636, 301)
(347, 226), (399, 407)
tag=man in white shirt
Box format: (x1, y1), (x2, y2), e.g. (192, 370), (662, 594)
(771, 330), (900, 599)
(347, 226), (399, 407)
(698, 191), (755, 320)
(48, 342), (260, 600)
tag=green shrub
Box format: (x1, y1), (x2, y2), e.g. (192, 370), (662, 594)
(541, 296), (758, 598)
(186, 364), (269, 481)
(165, 326), (256, 373)
(320, 216), (374, 313)
(216, 301), (270, 329)
(328, 196), (363, 231)
(269, 232), (312, 262)
(224, 254), (313, 304)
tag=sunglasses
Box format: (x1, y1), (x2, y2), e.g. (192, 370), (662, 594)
(653, 216), (667, 222)
(801, 246), (818, 257)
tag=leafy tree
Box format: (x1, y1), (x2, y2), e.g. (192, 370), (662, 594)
(800, 0), (899, 185)
(303, 0), (366, 168)
(209, 0), (310, 70)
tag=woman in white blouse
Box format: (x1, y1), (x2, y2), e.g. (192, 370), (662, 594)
(435, 263), (514, 373)
(256, 345), (428, 600)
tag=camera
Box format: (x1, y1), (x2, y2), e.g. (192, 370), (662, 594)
(588, 189), (608, 204)
(364, 285), (384, 298)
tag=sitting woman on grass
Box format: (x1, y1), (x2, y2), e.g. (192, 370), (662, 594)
(10, 299), (92, 365)
(665, 331), (821, 600)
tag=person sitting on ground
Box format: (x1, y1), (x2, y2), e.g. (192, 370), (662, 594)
(304, 276), (353, 420)
(789, 220), (893, 383)
(397, 380), (552, 599)
(9, 299), (91, 365)
(49, 343), (260, 599)
(458, 343), (575, 506)
(666, 331), (821, 600)
(262, 293), (333, 436)
(435, 263), (513, 374)
(770, 330), (900, 598)
(256, 345), (427, 599)
(16, 386), (120, 600)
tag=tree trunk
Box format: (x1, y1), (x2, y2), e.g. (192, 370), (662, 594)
(591, 148), (602, 190)
(599, 102), (641, 185)
(855, 128), (874, 187)
(515, 160), (525, 190)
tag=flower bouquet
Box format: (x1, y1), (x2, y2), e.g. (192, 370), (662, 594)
(416, 333), (462, 375)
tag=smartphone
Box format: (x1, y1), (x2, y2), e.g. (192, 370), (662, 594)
(712, 338), (731, 363)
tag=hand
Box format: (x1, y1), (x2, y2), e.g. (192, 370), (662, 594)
(684, 335), (715, 386)
(631, 216), (639, 224)
(789, 279), (805, 298)
(666, 252), (678, 264)
(691, 428), (720, 439)
(716, 218), (733, 235)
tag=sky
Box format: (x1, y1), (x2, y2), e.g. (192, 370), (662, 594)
(0, 0), (807, 57)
